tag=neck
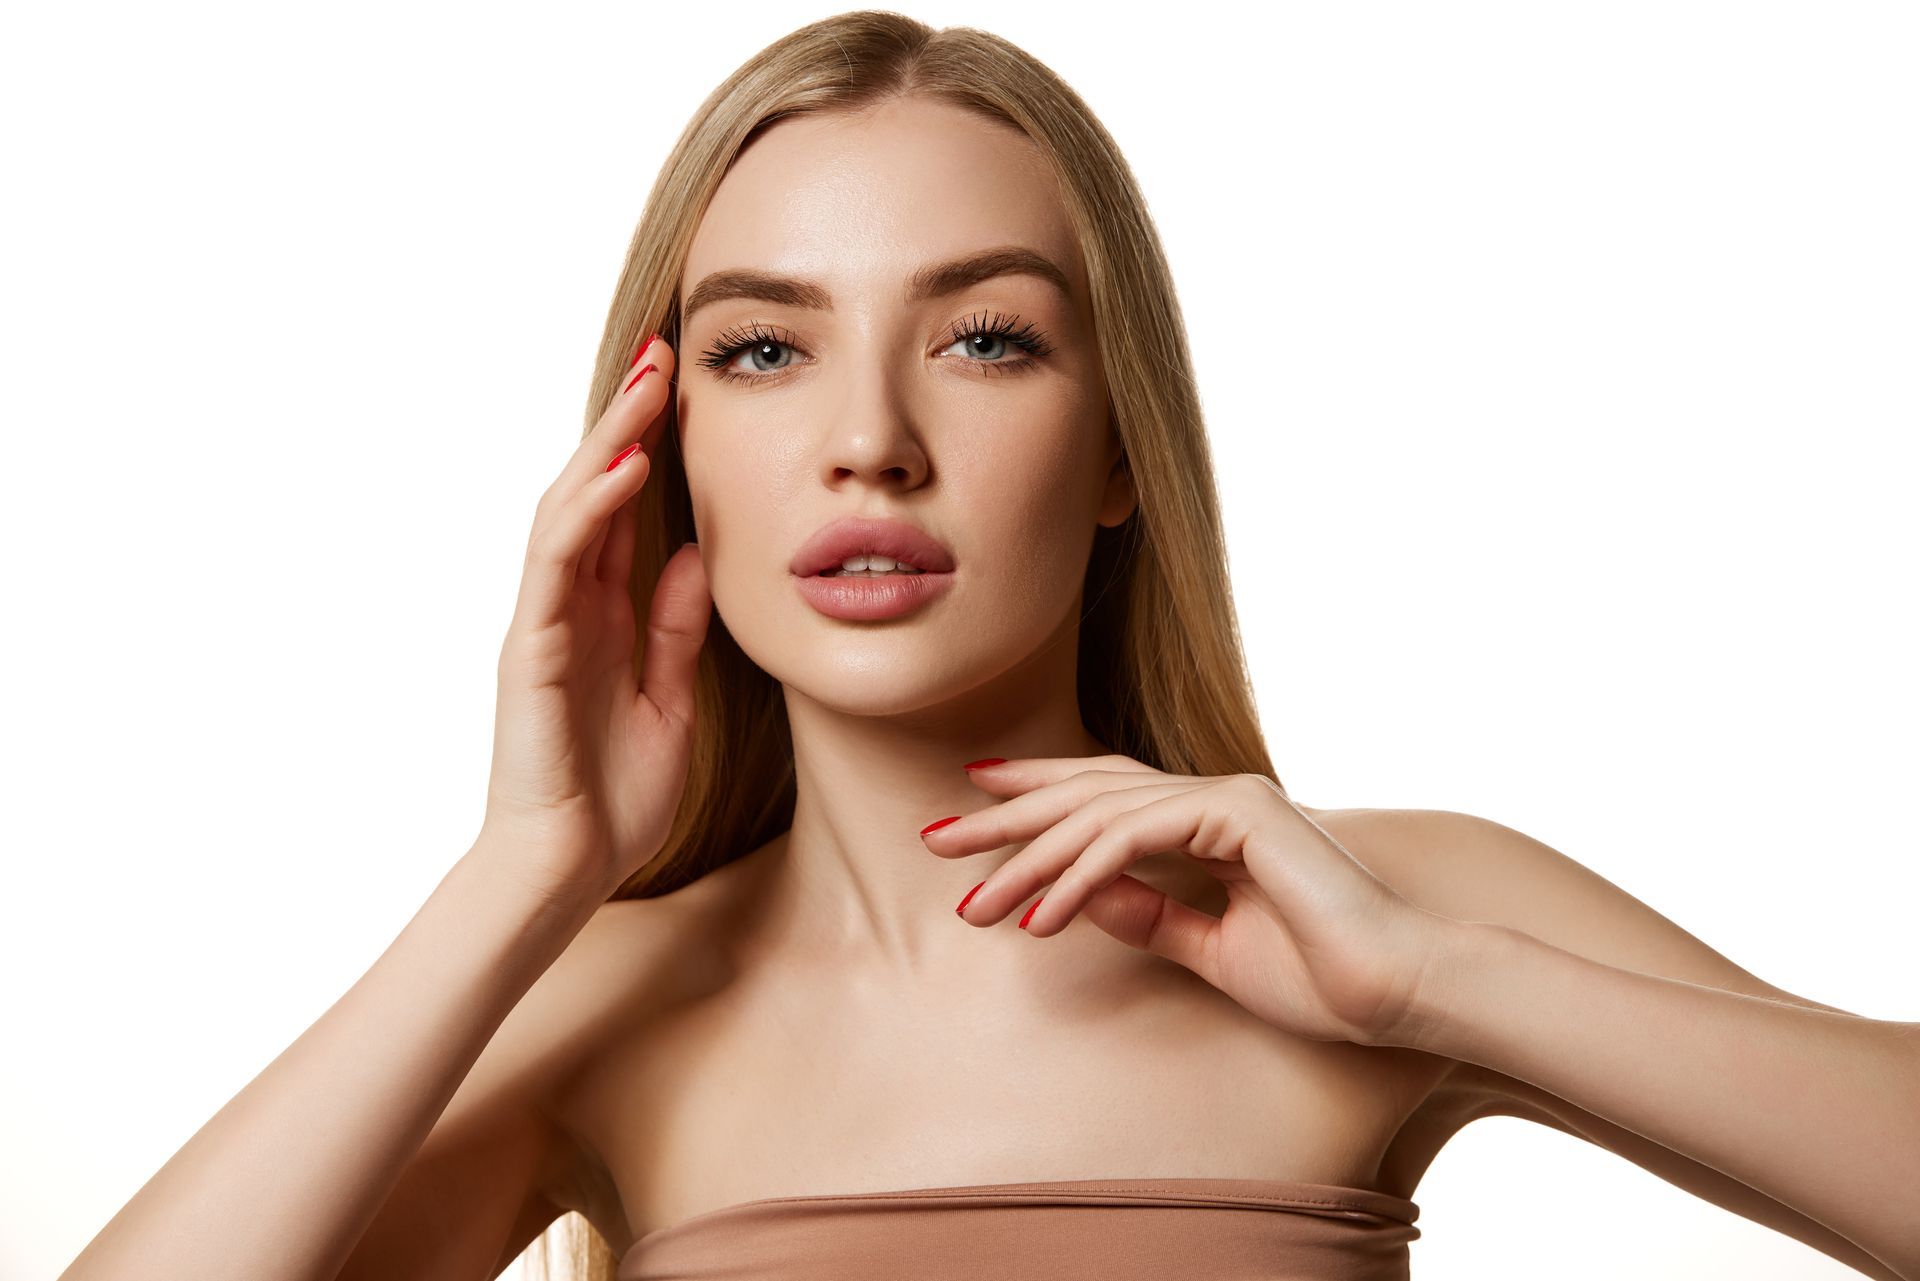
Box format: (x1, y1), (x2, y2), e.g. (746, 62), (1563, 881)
(758, 635), (1111, 974)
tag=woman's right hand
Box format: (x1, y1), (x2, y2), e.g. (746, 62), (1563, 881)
(476, 334), (712, 908)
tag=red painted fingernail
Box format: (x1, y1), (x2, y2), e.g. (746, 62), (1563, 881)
(962, 758), (1005, 771)
(605, 442), (642, 472)
(956, 880), (986, 918)
(920, 815), (961, 837)
(623, 362), (656, 394)
(1018, 898), (1044, 930)
(629, 333), (659, 369)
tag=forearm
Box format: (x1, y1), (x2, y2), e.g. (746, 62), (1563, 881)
(60, 841), (599, 1281)
(1386, 920), (1920, 1277)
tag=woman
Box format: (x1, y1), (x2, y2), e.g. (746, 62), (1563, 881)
(59, 11), (1918, 1281)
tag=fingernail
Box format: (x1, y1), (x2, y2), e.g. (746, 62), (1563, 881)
(1018, 898), (1044, 930)
(962, 758), (1005, 771)
(605, 442), (642, 472)
(920, 815), (961, 837)
(956, 880), (986, 918)
(623, 362), (656, 394)
(629, 333), (659, 369)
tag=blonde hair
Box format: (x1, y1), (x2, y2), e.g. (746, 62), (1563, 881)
(527, 10), (1282, 1278)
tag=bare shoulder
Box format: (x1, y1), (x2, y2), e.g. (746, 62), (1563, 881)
(1297, 804), (1822, 1005)
(1292, 803), (1508, 892)
(1300, 807), (1907, 1270)
(499, 865), (742, 1216)
(1290, 804), (1587, 1184)
(544, 870), (738, 1011)
(1296, 802), (1852, 1121)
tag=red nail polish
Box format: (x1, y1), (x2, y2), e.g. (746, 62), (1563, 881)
(629, 333), (659, 369)
(623, 362), (656, 394)
(956, 880), (986, 918)
(962, 758), (1005, 771)
(605, 442), (641, 472)
(920, 815), (961, 836)
(1018, 897), (1043, 930)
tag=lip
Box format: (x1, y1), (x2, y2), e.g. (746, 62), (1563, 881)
(789, 515), (957, 577)
(793, 568), (956, 621)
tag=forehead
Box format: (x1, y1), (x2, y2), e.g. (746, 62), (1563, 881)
(679, 97), (1087, 311)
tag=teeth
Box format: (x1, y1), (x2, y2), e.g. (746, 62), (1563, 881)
(825, 553), (923, 576)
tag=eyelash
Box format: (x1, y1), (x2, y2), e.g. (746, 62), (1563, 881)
(694, 310), (1055, 385)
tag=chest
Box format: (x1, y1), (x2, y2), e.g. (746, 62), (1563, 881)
(554, 947), (1448, 1253)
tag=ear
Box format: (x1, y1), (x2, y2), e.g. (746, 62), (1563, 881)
(1096, 418), (1136, 527)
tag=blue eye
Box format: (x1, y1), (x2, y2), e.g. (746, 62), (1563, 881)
(695, 310), (1054, 385)
(936, 310), (1055, 370)
(699, 329), (799, 379)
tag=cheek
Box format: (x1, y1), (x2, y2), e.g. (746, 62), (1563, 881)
(679, 419), (816, 595)
(955, 423), (1107, 594)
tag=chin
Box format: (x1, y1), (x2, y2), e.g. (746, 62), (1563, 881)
(778, 663), (985, 719)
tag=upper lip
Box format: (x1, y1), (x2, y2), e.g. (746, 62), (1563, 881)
(790, 515), (957, 576)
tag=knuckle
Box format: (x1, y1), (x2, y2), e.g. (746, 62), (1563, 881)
(497, 627), (533, 669)
(526, 522), (562, 567)
(1230, 772), (1274, 800)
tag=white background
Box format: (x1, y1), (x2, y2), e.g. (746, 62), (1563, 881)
(3, 3), (1914, 1279)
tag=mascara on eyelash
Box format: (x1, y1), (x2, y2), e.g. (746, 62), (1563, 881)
(697, 312), (1054, 379)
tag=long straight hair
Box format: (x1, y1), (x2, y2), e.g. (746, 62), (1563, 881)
(529, 11), (1281, 1278)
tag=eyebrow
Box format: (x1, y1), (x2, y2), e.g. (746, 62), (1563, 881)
(680, 245), (1073, 327)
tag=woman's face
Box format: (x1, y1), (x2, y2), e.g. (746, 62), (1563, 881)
(674, 95), (1133, 715)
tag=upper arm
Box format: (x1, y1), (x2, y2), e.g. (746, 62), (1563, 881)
(333, 899), (656, 1281)
(1323, 807), (1904, 1281)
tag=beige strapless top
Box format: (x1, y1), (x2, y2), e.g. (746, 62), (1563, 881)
(616, 1176), (1422, 1280)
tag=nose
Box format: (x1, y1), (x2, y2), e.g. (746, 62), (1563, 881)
(813, 362), (932, 491)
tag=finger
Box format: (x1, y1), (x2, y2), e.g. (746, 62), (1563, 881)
(531, 337), (678, 531)
(1015, 787), (1249, 939)
(959, 752), (1163, 799)
(583, 502), (614, 581)
(955, 779), (1205, 927)
(594, 487), (640, 585)
(1075, 872), (1222, 983)
(513, 445), (652, 632)
(586, 430), (655, 584)
(635, 540), (711, 730)
(924, 766), (1183, 862)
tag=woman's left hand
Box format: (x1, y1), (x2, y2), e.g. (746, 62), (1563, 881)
(921, 755), (1458, 1046)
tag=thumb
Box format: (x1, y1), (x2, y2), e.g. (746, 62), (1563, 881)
(638, 541), (712, 728)
(1078, 873), (1222, 983)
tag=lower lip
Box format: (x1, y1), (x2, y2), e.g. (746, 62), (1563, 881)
(792, 570), (956, 620)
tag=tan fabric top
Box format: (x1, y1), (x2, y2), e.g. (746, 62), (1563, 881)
(618, 1176), (1421, 1280)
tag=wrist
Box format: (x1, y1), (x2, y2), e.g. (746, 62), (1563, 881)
(454, 835), (610, 938)
(1367, 915), (1520, 1052)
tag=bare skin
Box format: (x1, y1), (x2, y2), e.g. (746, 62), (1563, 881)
(472, 92), (1917, 1280)
(71, 91), (1900, 1281)
(525, 96), (1459, 1256)
(666, 94), (1135, 977)
(349, 92), (1903, 1279)
(548, 810), (1454, 1257)
(537, 799), (1914, 1281)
